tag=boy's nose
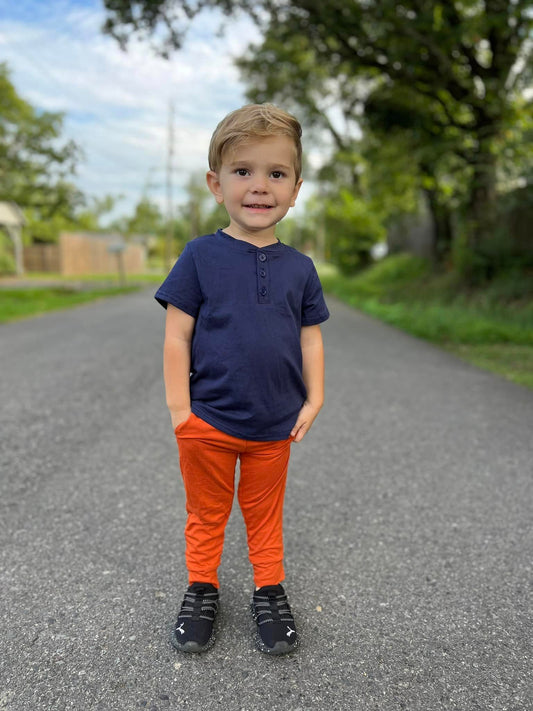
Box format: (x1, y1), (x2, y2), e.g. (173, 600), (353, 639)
(251, 176), (268, 192)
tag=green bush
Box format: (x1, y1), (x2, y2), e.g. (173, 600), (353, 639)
(0, 230), (16, 274)
(0, 249), (15, 274)
(325, 190), (386, 275)
(318, 255), (533, 387)
(320, 253), (430, 299)
(318, 254), (533, 345)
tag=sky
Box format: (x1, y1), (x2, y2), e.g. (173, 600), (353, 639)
(0, 0), (318, 223)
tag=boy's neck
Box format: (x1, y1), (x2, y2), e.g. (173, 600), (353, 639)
(223, 226), (279, 248)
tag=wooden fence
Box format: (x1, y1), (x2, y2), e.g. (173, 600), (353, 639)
(23, 232), (146, 276)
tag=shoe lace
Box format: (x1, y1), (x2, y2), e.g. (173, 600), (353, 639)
(179, 587), (218, 622)
(254, 589), (294, 626)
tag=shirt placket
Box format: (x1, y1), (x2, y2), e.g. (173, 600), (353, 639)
(257, 252), (270, 304)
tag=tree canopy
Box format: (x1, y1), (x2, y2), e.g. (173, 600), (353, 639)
(102, 0), (533, 278)
(0, 62), (83, 238)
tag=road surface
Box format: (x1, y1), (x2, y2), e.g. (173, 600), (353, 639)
(1, 289), (531, 710)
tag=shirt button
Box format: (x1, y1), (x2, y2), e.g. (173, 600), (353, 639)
(260, 287), (267, 296)
(259, 269), (266, 277)
(258, 253), (267, 262)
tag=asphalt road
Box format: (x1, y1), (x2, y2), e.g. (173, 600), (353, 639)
(1, 289), (531, 711)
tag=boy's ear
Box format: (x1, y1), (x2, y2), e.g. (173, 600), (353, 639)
(206, 170), (224, 204)
(290, 178), (304, 208)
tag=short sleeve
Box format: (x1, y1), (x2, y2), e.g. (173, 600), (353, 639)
(301, 263), (330, 326)
(154, 243), (203, 318)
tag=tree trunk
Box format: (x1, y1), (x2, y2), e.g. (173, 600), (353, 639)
(423, 188), (454, 266)
(464, 141), (499, 281)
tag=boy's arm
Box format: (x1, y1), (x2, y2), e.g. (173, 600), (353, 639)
(163, 304), (196, 431)
(290, 324), (325, 443)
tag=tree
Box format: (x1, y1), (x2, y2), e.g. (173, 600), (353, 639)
(179, 173), (228, 239)
(124, 196), (164, 236)
(235, 3), (533, 272)
(323, 189), (386, 274)
(237, 34), (425, 269)
(360, 84), (464, 263)
(0, 63), (83, 240)
(102, 0), (533, 280)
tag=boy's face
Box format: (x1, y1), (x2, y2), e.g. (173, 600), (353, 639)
(206, 135), (303, 243)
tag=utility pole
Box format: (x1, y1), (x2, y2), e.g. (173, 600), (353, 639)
(165, 101), (175, 272)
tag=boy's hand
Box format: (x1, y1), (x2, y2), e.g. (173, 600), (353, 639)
(171, 408), (192, 432)
(290, 401), (322, 443)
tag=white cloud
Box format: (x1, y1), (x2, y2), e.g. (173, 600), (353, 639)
(0, 0), (261, 221)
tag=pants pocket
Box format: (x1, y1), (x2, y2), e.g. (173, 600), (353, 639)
(174, 412), (194, 436)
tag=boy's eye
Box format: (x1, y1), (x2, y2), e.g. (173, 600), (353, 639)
(271, 171), (285, 179)
(235, 168), (249, 176)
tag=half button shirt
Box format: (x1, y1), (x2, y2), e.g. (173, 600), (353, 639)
(155, 229), (330, 441)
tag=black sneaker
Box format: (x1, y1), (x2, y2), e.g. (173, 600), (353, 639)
(251, 584), (298, 655)
(170, 582), (219, 653)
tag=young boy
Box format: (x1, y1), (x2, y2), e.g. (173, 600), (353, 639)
(155, 103), (329, 655)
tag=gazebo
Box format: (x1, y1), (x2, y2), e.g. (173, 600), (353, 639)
(0, 202), (25, 275)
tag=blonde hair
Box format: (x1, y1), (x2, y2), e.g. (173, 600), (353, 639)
(208, 103), (302, 181)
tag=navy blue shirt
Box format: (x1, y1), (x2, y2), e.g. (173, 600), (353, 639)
(155, 229), (329, 441)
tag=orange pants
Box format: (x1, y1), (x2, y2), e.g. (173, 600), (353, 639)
(175, 413), (293, 588)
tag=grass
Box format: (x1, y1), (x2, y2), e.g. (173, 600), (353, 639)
(0, 284), (141, 324)
(443, 344), (533, 389)
(318, 255), (533, 389)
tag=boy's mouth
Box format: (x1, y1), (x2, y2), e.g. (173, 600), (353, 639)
(244, 203), (273, 209)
